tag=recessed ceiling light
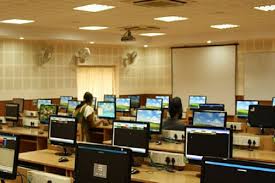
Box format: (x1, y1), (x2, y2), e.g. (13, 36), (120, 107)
(139, 33), (166, 37)
(89, 41), (95, 44)
(207, 40), (212, 44)
(79, 26), (108, 30)
(19, 37), (24, 40)
(144, 45), (148, 48)
(0, 19), (34, 24)
(210, 24), (239, 29)
(73, 4), (115, 12)
(254, 5), (275, 11)
(154, 16), (188, 22)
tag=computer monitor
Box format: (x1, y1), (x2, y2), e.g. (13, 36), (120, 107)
(37, 99), (52, 110)
(60, 96), (73, 107)
(97, 102), (116, 119)
(248, 105), (275, 130)
(39, 104), (58, 124)
(129, 95), (140, 108)
(49, 115), (77, 156)
(192, 111), (227, 127)
(199, 104), (225, 111)
(67, 100), (81, 115)
(116, 98), (131, 112)
(189, 96), (207, 109)
(104, 95), (116, 102)
(0, 133), (19, 180)
(112, 121), (149, 157)
(74, 143), (132, 183)
(201, 157), (275, 183)
(12, 98), (24, 113)
(136, 109), (163, 134)
(272, 97), (275, 106)
(236, 100), (259, 118)
(185, 126), (232, 164)
(5, 103), (19, 122)
(156, 96), (170, 109)
(145, 98), (163, 110)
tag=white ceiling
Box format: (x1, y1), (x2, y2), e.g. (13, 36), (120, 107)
(0, 0), (275, 46)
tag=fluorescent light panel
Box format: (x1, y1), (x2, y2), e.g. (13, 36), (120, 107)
(79, 26), (108, 30)
(254, 5), (275, 11)
(0, 19), (34, 24)
(210, 24), (239, 29)
(139, 33), (166, 37)
(74, 4), (115, 12)
(154, 16), (188, 22)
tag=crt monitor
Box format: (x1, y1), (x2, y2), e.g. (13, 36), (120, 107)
(189, 96), (207, 109)
(104, 95), (116, 102)
(136, 109), (163, 134)
(37, 99), (52, 110)
(60, 96), (73, 107)
(112, 121), (149, 157)
(5, 103), (19, 122)
(145, 98), (163, 110)
(248, 105), (275, 129)
(201, 157), (275, 183)
(39, 104), (58, 124)
(74, 143), (132, 183)
(12, 98), (24, 113)
(0, 133), (19, 180)
(97, 102), (116, 119)
(236, 100), (259, 118)
(156, 96), (170, 109)
(185, 126), (232, 164)
(129, 95), (140, 108)
(192, 111), (227, 127)
(67, 100), (81, 114)
(272, 97), (275, 106)
(199, 104), (225, 111)
(116, 98), (131, 112)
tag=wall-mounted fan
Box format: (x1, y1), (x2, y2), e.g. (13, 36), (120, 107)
(39, 46), (54, 65)
(122, 51), (138, 67)
(73, 47), (91, 64)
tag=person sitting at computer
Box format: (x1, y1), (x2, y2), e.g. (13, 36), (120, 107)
(74, 92), (108, 142)
(162, 97), (185, 131)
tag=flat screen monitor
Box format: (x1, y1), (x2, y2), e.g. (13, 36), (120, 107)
(112, 121), (149, 157)
(67, 100), (81, 114)
(272, 97), (275, 106)
(39, 104), (58, 124)
(185, 126), (232, 164)
(189, 96), (207, 109)
(156, 96), (170, 109)
(12, 98), (24, 113)
(199, 104), (225, 111)
(145, 98), (163, 110)
(75, 143), (132, 183)
(5, 103), (19, 122)
(192, 111), (227, 127)
(104, 95), (116, 102)
(116, 98), (131, 112)
(0, 133), (19, 180)
(236, 100), (259, 118)
(248, 105), (275, 129)
(60, 96), (73, 107)
(37, 99), (52, 110)
(201, 157), (275, 183)
(97, 102), (116, 119)
(129, 95), (140, 108)
(136, 109), (163, 134)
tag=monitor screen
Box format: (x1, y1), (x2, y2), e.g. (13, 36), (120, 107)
(116, 98), (131, 112)
(192, 111), (227, 127)
(129, 95), (140, 108)
(49, 116), (77, 146)
(39, 104), (58, 124)
(75, 143), (132, 183)
(60, 96), (73, 107)
(145, 98), (163, 110)
(136, 109), (163, 134)
(112, 121), (149, 157)
(67, 100), (81, 114)
(236, 100), (259, 118)
(189, 96), (207, 109)
(5, 103), (19, 121)
(104, 95), (116, 102)
(272, 97), (275, 106)
(97, 102), (116, 119)
(12, 98), (24, 113)
(199, 104), (225, 111)
(248, 105), (275, 129)
(156, 96), (170, 109)
(201, 157), (275, 183)
(0, 133), (19, 180)
(37, 99), (52, 110)
(185, 126), (232, 164)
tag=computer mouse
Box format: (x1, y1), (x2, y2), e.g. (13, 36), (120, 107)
(58, 157), (69, 163)
(155, 141), (162, 145)
(131, 168), (140, 174)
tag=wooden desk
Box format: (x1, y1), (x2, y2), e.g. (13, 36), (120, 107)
(93, 124), (112, 141)
(0, 125), (48, 152)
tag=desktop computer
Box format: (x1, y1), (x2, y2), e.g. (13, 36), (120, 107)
(37, 99), (52, 111)
(116, 98), (131, 112)
(129, 95), (140, 109)
(236, 100), (259, 118)
(199, 104), (225, 111)
(67, 100), (81, 115)
(136, 109), (163, 134)
(5, 103), (19, 126)
(97, 101), (116, 120)
(39, 104), (58, 124)
(12, 98), (24, 113)
(104, 95), (116, 102)
(189, 95), (207, 109)
(145, 98), (163, 110)
(156, 96), (170, 109)
(192, 111), (227, 127)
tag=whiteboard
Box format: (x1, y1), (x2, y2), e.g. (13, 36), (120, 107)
(172, 45), (236, 115)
